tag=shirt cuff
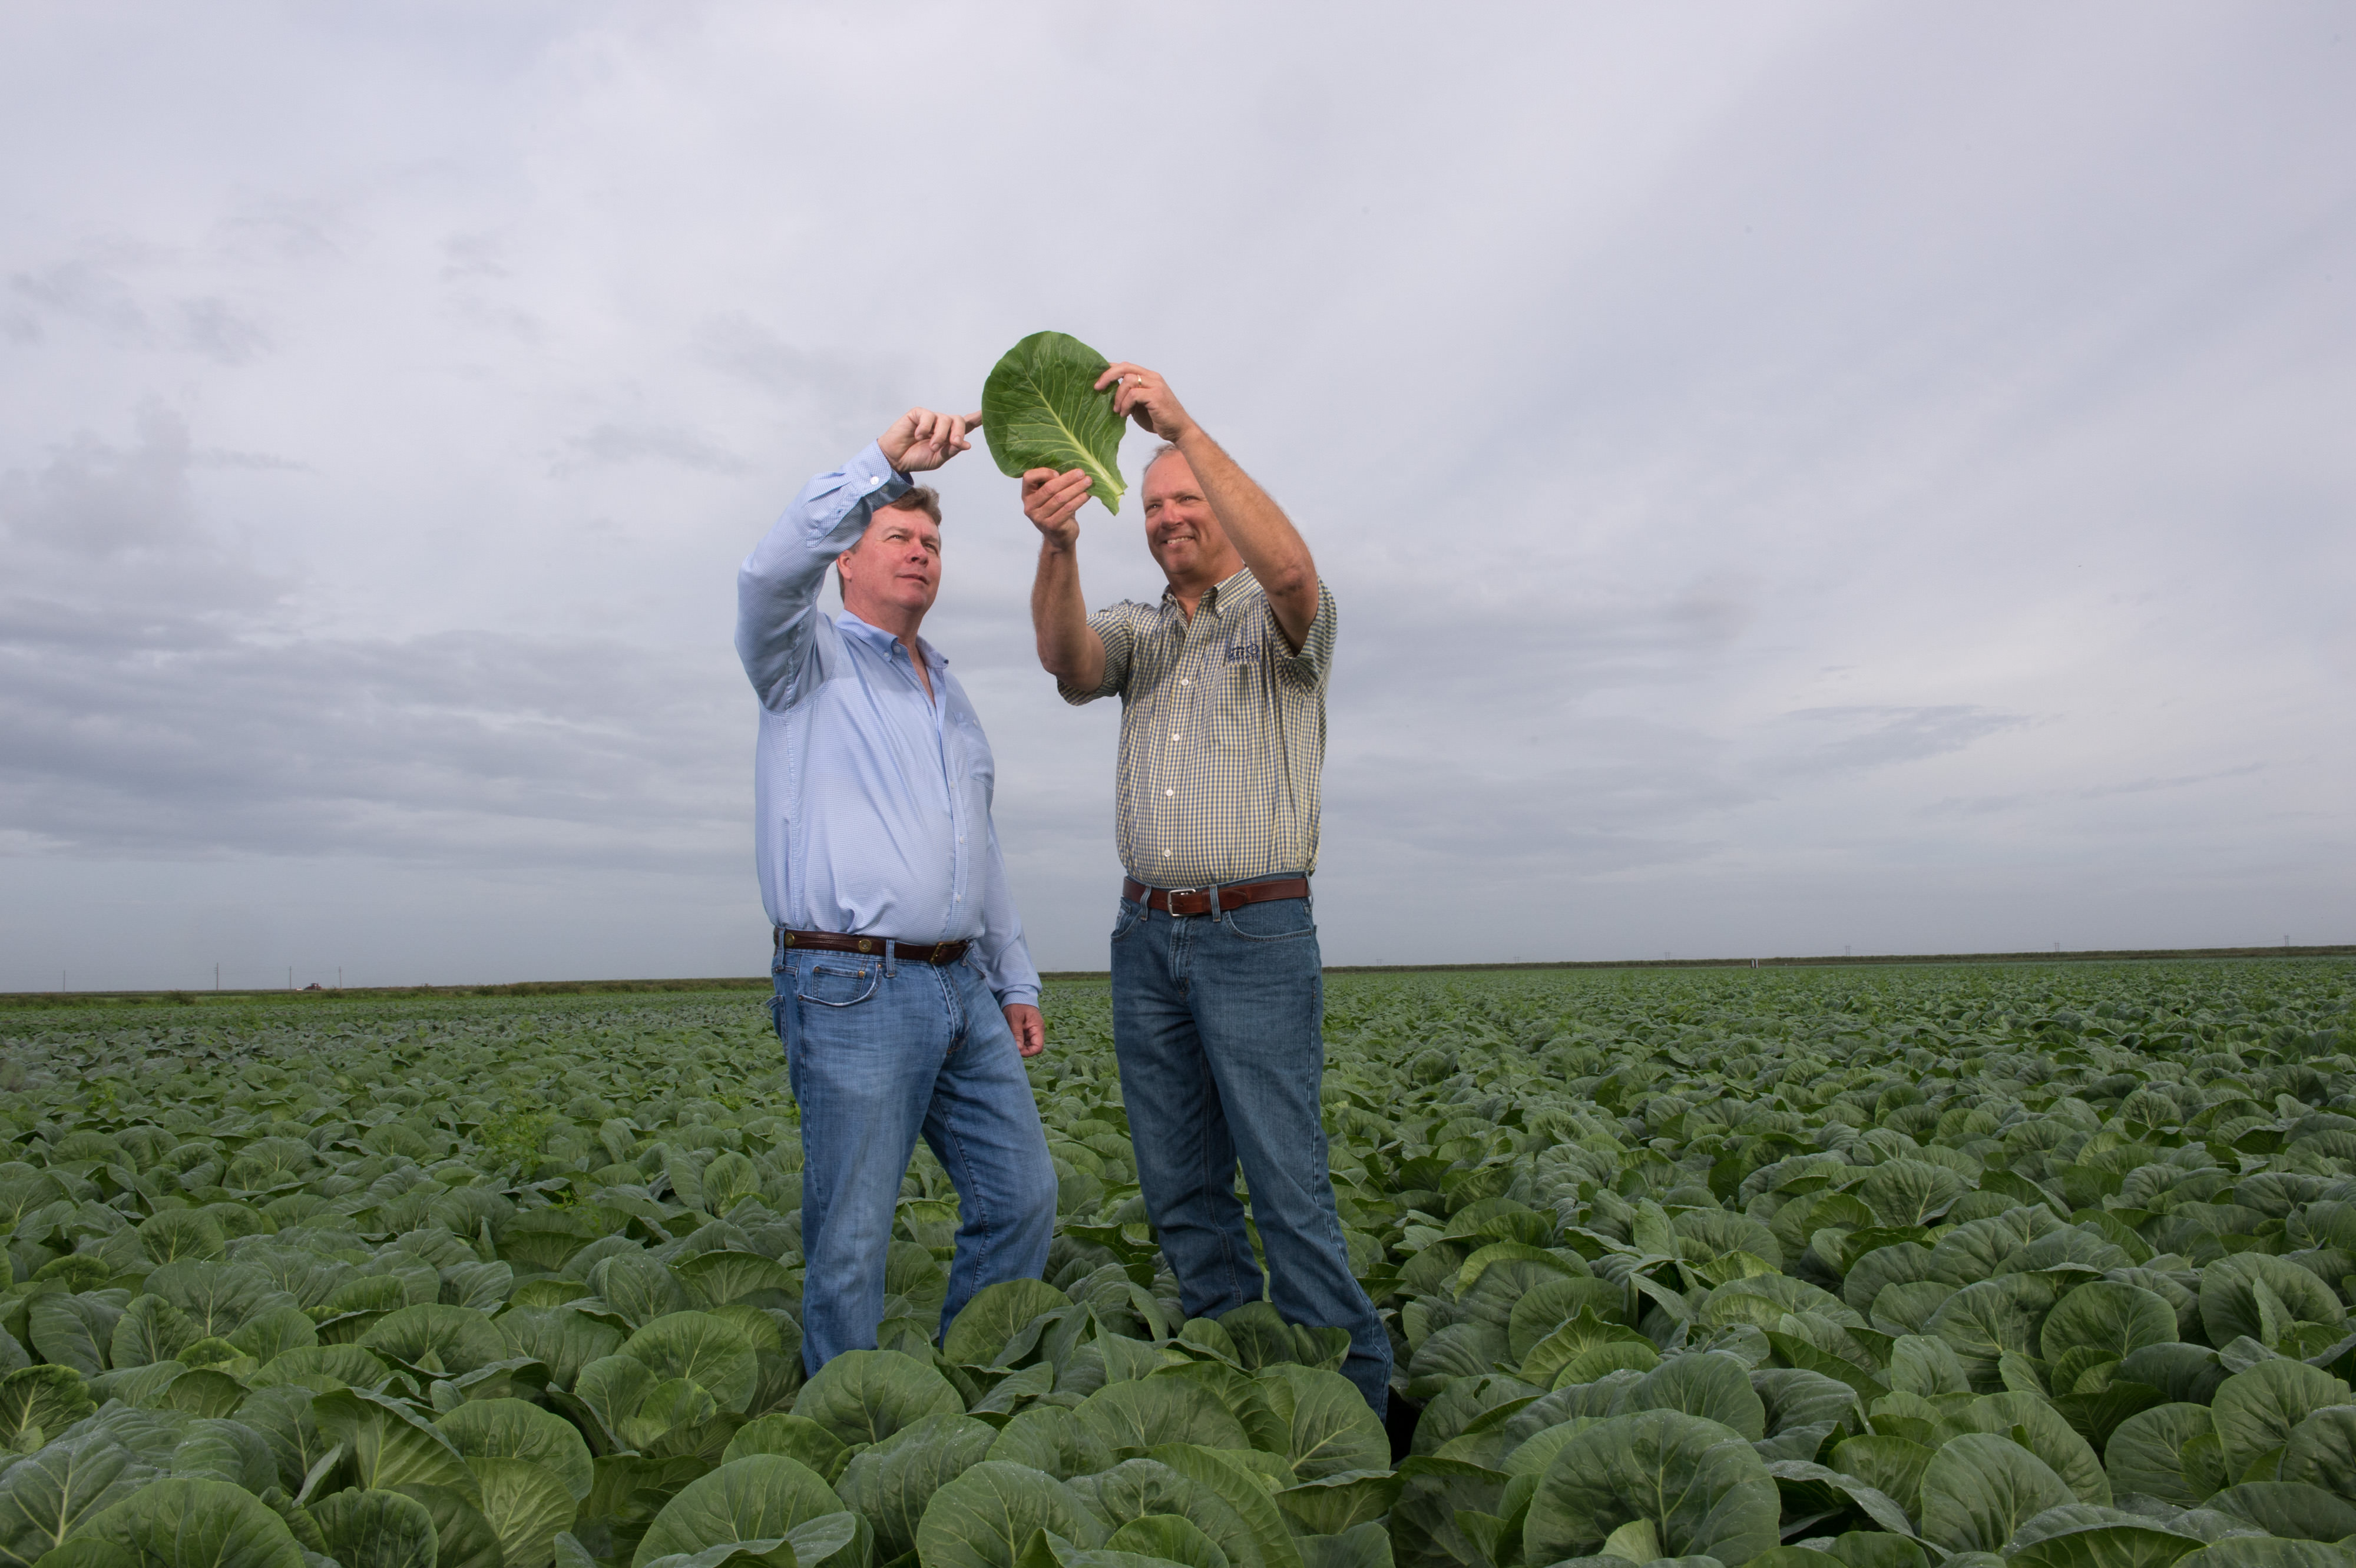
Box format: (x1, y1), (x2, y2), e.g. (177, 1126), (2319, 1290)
(994, 984), (1041, 1010)
(848, 441), (914, 506)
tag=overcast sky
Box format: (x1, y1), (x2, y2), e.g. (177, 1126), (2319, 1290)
(3, 2), (2350, 991)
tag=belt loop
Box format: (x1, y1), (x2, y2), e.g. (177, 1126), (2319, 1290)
(884, 939), (897, 979)
(1208, 882), (1223, 922)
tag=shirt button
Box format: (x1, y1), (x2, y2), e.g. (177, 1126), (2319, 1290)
(1180, 677), (1191, 686)
(1170, 733), (1182, 742)
(1164, 788), (1174, 797)
(1162, 849), (1172, 858)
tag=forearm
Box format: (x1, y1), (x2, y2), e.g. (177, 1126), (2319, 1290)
(1174, 427), (1317, 639)
(1031, 540), (1106, 689)
(736, 442), (906, 703)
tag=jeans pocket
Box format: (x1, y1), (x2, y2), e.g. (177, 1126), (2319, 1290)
(795, 961), (879, 1007)
(1110, 897), (1145, 942)
(1223, 897), (1315, 942)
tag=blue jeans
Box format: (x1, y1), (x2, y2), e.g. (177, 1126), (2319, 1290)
(1108, 884), (1391, 1412)
(769, 944), (1057, 1374)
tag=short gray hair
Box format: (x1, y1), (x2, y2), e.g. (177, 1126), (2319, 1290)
(1143, 442), (1183, 479)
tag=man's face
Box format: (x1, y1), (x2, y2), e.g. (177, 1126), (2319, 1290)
(1141, 452), (1232, 580)
(840, 506), (942, 619)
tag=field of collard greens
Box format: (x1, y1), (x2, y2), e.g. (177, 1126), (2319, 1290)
(2, 961), (2352, 1568)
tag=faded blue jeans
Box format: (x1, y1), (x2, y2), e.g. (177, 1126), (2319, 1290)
(770, 944), (1057, 1374)
(1109, 881), (1391, 1412)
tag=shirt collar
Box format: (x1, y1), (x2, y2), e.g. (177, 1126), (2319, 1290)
(838, 607), (945, 671)
(1162, 567), (1254, 616)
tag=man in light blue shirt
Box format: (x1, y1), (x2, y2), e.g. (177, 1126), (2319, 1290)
(737, 405), (1055, 1373)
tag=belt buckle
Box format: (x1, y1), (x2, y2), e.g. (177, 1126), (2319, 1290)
(1166, 886), (1205, 915)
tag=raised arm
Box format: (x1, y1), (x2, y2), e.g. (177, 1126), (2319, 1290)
(1024, 468), (1106, 690)
(736, 408), (976, 708)
(1101, 363), (1319, 650)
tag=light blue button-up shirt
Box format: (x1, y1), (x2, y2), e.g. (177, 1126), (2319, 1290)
(736, 442), (1040, 1007)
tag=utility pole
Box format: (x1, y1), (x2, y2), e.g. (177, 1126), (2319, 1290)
(214, 962), (220, 991)
(288, 966), (293, 990)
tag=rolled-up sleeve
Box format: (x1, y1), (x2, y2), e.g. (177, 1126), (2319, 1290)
(1276, 579), (1337, 692)
(736, 442), (909, 710)
(1058, 604), (1140, 705)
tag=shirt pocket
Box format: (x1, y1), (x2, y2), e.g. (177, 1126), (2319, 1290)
(1213, 659), (1262, 750)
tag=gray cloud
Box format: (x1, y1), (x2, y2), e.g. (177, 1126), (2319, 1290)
(0, 411), (740, 877)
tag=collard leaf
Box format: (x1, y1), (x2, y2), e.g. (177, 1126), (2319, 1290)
(1915, 1431), (2076, 1553)
(67, 1477), (306, 1568)
(1073, 1458), (1260, 1568)
(987, 1407), (1117, 1483)
(2277, 1402), (2356, 1494)
(947, 1282), (1076, 1369)
(632, 1454), (848, 1568)
(312, 1387), (477, 1497)
(0, 1368), (96, 1451)
(980, 333), (1129, 513)
(1273, 1473), (1402, 1537)
(1250, 1367), (1387, 1481)
(1072, 1380), (1251, 1455)
(0, 1432), (160, 1564)
(2199, 1481), (2356, 1544)
(912, 1460), (1108, 1568)
(1520, 1409), (1781, 1567)
(726, 1414), (854, 1484)
(792, 1349), (963, 1448)
(392, 1484), (507, 1568)
(436, 1396), (597, 1500)
(1950, 1392), (2110, 1504)
(624, 1313), (760, 1417)
(835, 1411), (999, 1562)
(496, 1308), (624, 1393)
(307, 1488), (438, 1568)
(1620, 1354), (1768, 1441)
(472, 1454), (583, 1568)
(2040, 1284), (2182, 1365)
(360, 1304), (509, 1380)
(2207, 1360), (2351, 1479)
(1143, 1447), (1305, 1568)
(1104, 1515), (1230, 1568)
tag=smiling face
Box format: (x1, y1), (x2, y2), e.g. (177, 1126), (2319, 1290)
(838, 501), (942, 627)
(1140, 449), (1240, 587)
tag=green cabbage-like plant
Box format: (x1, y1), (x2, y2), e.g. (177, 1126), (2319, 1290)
(981, 333), (1130, 514)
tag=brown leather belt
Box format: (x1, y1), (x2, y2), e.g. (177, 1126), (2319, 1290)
(1122, 876), (1309, 917)
(775, 929), (969, 964)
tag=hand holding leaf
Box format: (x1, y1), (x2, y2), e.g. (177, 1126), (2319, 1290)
(1022, 468), (1094, 547)
(1097, 361), (1195, 444)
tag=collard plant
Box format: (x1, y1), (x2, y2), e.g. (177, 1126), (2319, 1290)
(980, 332), (1129, 513)
(0, 960), (2350, 1568)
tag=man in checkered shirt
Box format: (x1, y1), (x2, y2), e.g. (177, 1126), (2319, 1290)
(1023, 360), (1389, 1414)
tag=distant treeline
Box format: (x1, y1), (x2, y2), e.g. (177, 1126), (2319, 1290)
(3, 944), (2348, 1007)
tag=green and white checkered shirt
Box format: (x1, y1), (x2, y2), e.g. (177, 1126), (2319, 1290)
(1060, 568), (1336, 889)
